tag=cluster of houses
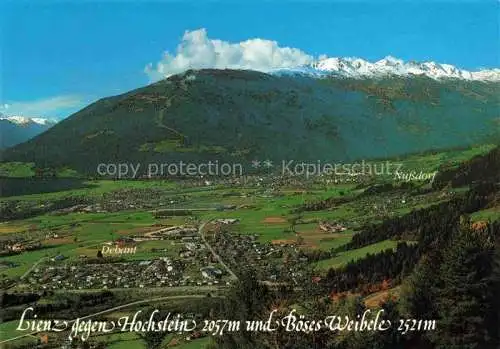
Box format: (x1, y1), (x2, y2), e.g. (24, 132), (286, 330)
(318, 221), (348, 233)
(23, 255), (220, 290)
(211, 232), (307, 284)
(213, 218), (240, 225)
(50, 188), (193, 215)
(21, 227), (230, 290)
(53, 204), (107, 215)
(135, 225), (198, 241)
(1, 240), (41, 254)
(200, 266), (223, 279)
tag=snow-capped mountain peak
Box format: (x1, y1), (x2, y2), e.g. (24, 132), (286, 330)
(0, 113), (58, 148)
(375, 56), (404, 67)
(284, 56), (500, 81)
(0, 113), (58, 126)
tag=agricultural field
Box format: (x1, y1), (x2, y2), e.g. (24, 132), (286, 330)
(314, 240), (400, 270)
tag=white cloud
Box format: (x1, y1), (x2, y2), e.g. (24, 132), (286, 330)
(0, 95), (84, 118)
(145, 28), (314, 81)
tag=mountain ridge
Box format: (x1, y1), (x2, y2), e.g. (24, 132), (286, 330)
(0, 113), (58, 149)
(272, 56), (500, 81)
(0, 114), (58, 126)
(2, 69), (499, 174)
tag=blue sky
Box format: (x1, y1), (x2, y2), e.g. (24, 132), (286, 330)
(1, 0), (499, 119)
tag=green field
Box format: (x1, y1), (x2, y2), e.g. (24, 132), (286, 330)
(470, 205), (500, 222)
(1, 179), (177, 201)
(178, 337), (213, 349)
(95, 332), (146, 349)
(314, 240), (400, 270)
(0, 320), (39, 348)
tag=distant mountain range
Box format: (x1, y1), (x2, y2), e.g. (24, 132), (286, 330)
(0, 114), (58, 149)
(275, 56), (500, 81)
(2, 67), (499, 175)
